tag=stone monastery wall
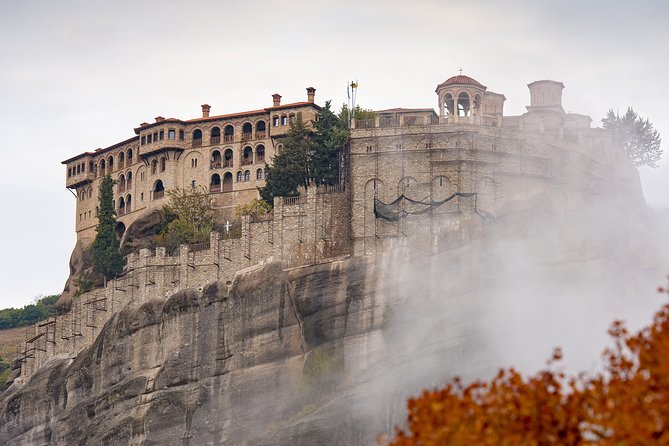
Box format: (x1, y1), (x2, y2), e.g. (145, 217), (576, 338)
(17, 186), (350, 381)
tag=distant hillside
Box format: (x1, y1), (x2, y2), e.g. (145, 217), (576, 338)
(0, 295), (60, 330)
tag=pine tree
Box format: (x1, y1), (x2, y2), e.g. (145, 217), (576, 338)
(92, 175), (125, 280)
(312, 101), (348, 186)
(261, 115), (315, 205)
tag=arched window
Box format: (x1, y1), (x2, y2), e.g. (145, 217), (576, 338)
(192, 129), (203, 147)
(224, 125), (234, 143)
(244, 170), (250, 181)
(160, 157), (166, 172)
(210, 173), (221, 192)
(118, 196), (126, 215)
(256, 168), (263, 180)
(126, 194), (132, 213)
(211, 150), (222, 169)
(457, 92), (470, 117)
(89, 161), (94, 173)
(127, 149), (133, 164)
(474, 94), (482, 112)
(242, 146), (253, 165)
(224, 148), (233, 168)
(242, 122), (252, 141)
(255, 145), (265, 163)
(444, 93), (454, 117)
(126, 171), (133, 189)
(153, 180), (165, 200)
(99, 159), (106, 175)
(151, 159), (158, 175)
(118, 174), (126, 193)
(281, 115), (287, 126)
(119, 152), (125, 168)
(108, 156), (114, 172)
(236, 171), (243, 182)
(68, 167), (72, 178)
(223, 172), (233, 192)
(255, 120), (266, 138)
(210, 126), (221, 145)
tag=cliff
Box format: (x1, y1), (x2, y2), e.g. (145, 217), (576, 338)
(0, 258), (394, 445)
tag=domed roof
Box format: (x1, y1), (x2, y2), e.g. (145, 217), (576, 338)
(436, 75), (486, 91)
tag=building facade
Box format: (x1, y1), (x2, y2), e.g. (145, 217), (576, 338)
(348, 75), (640, 256)
(62, 88), (320, 243)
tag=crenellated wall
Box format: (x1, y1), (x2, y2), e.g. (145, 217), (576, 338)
(16, 185), (351, 382)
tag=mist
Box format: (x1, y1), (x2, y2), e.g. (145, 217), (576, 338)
(329, 193), (669, 439)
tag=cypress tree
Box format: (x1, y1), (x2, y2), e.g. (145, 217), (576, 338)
(92, 175), (125, 279)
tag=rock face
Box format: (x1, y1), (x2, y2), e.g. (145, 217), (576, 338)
(0, 258), (393, 445)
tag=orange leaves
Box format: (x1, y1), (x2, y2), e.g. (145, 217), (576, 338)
(381, 281), (669, 445)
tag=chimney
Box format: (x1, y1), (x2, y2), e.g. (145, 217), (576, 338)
(306, 87), (316, 103)
(201, 104), (211, 118)
(155, 116), (165, 122)
(272, 94), (282, 107)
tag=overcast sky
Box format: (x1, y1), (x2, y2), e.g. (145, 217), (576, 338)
(0, 0), (667, 310)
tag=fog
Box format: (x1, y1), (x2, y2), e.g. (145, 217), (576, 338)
(338, 194), (669, 438)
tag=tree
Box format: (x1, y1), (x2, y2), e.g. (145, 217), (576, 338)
(155, 186), (213, 254)
(260, 114), (315, 205)
(312, 101), (349, 186)
(92, 175), (125, 280)
(602, 107), (662, 168)
(235, 198), (272, 221)
(379, 280), (669, 445)
(339, 104), (376, 128)
(260, 102), (348, 205)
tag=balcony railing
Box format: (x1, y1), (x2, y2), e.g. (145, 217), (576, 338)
(256, 155), (265, 163)
(154, 190), (165, 200)
(210, 136), (221, 145)
(118, 207), (126, 216)
(192, 138), (203, 147)
(223, 160), (233, 168)
(210, 162), (222, 170)
(222, 183), (233, 192)
(210, 184), (222, 193)
(255, 131), (266, 139)
(241, 132), (252, 141)
(242, 158), (253, 165)
(223, 134), (234, 143)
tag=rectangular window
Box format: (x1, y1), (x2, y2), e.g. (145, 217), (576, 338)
(147, 134), (152, 143)
(141, 192), (144, 201)
(141, 135), (146, 145)
(179, 130), (184, 140)
(168, 129), (175, 140)
(159, 130), (164, 140)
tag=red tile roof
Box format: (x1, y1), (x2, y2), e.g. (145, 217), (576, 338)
(436, 75), (487, 90)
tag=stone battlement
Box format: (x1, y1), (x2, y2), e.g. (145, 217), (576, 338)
(16, 186), (350, 381)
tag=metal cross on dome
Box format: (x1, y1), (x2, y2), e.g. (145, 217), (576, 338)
(459, 67), (463, 75)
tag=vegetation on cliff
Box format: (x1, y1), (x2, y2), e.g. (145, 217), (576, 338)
(602, 107), (662, 168)
(0, 294), (60, 329)
(155, 186), (214, 254)
(260, 101), (348, 205)
(92, 175), (125, 279)
(381, 281), (669, 445)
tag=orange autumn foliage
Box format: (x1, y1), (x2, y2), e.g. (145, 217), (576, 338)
(380, 281), (669, 445)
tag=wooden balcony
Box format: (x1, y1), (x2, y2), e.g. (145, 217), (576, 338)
(210, 162), (222, 170)
(241, 132), (252, 141)
(210, 136), (221, 145)
(223, 134), (234, 143)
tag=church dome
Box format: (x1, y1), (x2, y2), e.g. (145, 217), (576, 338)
(436, 75), (486, 91)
